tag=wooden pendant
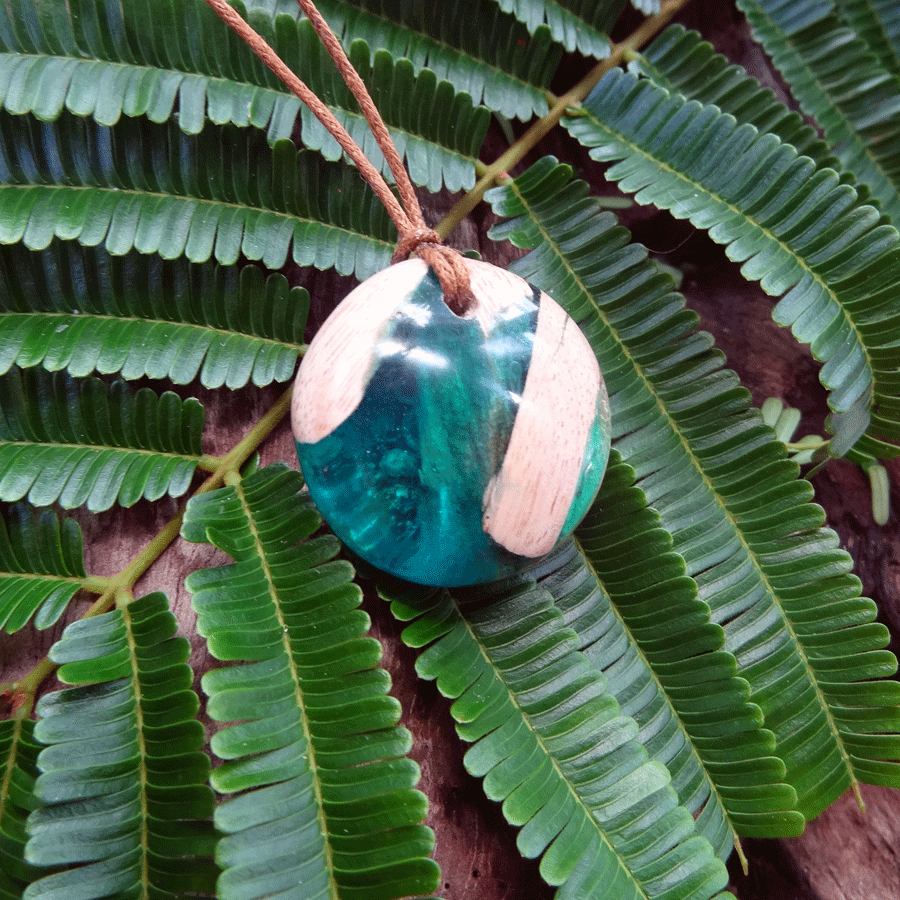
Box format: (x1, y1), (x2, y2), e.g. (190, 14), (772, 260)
(292, 258), (611, 586)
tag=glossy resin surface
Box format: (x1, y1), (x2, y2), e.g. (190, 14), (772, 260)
(292, 259), (610, 586)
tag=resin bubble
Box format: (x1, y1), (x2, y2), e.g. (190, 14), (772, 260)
(292, 258), (610, 586)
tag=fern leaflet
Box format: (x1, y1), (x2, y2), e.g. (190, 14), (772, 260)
(486, 157), (900, 819)
(383, 576), (733, 900)
(0, 111), (395, 279)
(563, 68), (900, 457)
(0, 0), (487, 191)
(736, 0), (900, 225)
(0, 368), (204, 512)
(24, 592), (217, 900)
(0, 243), (307, 388)
(182, 464), (440, 900)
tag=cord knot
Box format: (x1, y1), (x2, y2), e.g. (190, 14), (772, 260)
(392, 229), (474, 317)
(391, 228), (443, 264)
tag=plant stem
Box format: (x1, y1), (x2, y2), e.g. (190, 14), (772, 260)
(435, 0), (695, 238)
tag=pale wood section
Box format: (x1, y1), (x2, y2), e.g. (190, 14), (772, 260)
(291, 260), (429, 444)
(482, 294), (604, 557)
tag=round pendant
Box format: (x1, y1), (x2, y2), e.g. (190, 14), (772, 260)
(291, 258), (611, 586)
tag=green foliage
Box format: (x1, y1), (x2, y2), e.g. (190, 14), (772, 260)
(486, 157), (900, 819)
(182, 465), (440, 900)
(563, 69), (900, 456)
(0, 719), (47, 899)
(630, 24), (840, 170)
(835, 0), (900, 77)
(0, 244), (307, 388)
(383, 576), (733, 900)
(0, 367), (204, 512)
(736, 0), (900, 225)
(264, 0), (566, 119)
(494, 0), (625, 57)
(552, 457), (803, 847)
(0, 110), (396, 278)
(0, 0), (488, 191)
(25, 592), (217, 900)
(2, 1), (900, 899)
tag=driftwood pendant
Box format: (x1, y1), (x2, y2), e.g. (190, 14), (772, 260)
(292, 259), (611, 586)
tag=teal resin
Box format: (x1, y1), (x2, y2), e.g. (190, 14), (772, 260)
(296, 267), (609, 586)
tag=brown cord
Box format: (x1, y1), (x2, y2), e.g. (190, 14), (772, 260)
(203, 0), (473, 314)
(294, 0), (424, 229)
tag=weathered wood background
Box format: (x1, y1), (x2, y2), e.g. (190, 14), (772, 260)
(3, 1), (899, 897)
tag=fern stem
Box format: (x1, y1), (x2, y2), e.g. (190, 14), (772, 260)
(196, 454), (224, 473)
(7, 659), (55, 715)
(73, 574), (117, 595)
(435, 0), (696, 239)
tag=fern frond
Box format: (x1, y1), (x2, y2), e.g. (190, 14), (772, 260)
(0, 0), (299, 140)
(307, 0), (564, 120)
(535, 454), (803, 851)
(494, 0), (622, 57)
(0, 718), (47, 899)
(0, 505), (86, 633)
(836, 0), (900, 77)
(0, 243), (306, 388)
(383, 579), (733, 900)
(0, 111), (395, 279)
(0, 0), (487, 192)
(736, 0), (900, 225)
(181, 464), (440, 900)
(24, 592), (216, 900)
(486, 157), (900, 820)
(631, 24), (839, 170)
(0, 368), (203, 512)
(562, 68), (900, 457)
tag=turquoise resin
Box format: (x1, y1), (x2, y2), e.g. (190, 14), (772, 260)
(296, 270), (609, 586)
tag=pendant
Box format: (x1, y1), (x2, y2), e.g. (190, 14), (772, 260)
(292, 259), (610, 586)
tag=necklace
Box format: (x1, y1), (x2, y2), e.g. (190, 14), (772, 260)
(206, 0), (611, 586)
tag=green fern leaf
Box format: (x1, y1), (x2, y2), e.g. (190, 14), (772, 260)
(494, 0), (622, 57)
(181, 464), (440, 900)
(382, 578), (733, 900)
(562, 68), (900, 456)
(0, 505), (86, 633)
(302, 0), (565, 120)
(0, 243), (307, 388)
(0, 0), (488, 193)
(0, 368), (203, 512)
(485, 157), (900, 820)
(534, 453), (803, 851)
(836, 0), (900, 77)
(0, 111), (395, 279)
(24, 592), (217, 900)
(736, 0), (900, 225)
(0, 719), (47, 899)
(0, 0), (300, 140)
(632, 24), (840, 170)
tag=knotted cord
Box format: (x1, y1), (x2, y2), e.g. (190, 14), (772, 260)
(204, 0), (474, 314)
